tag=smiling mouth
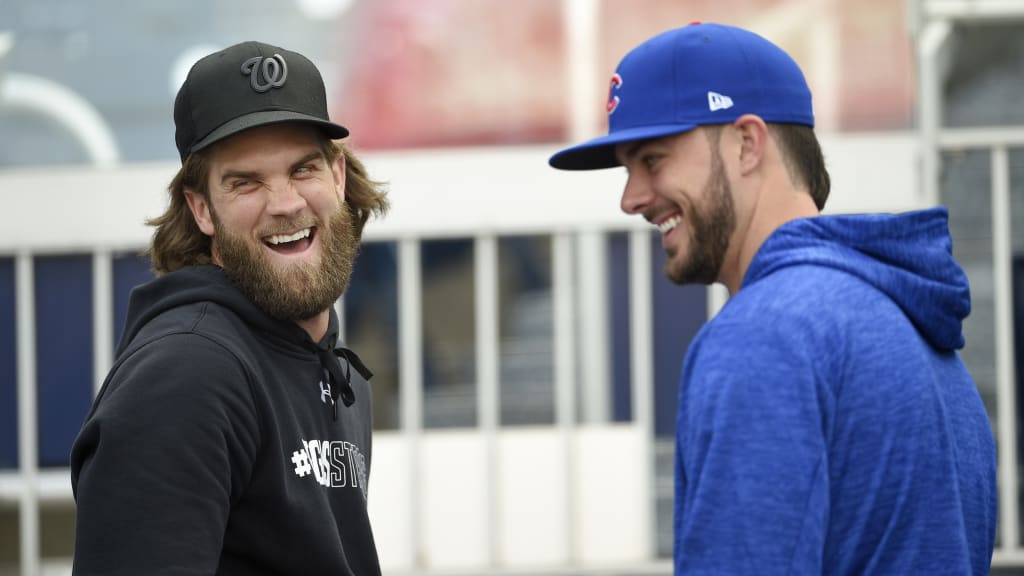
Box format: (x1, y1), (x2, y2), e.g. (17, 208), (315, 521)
(656, 214), (682, 235)
(263, 227), (315, 255)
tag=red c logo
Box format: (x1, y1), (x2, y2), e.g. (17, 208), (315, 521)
(606, 73), (623, 114)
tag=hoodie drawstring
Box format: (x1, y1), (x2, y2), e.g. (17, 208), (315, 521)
(315, 346), (374, 420)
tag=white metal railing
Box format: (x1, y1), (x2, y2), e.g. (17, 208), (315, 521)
(0, 128), (927, 575)
(923, 0), (1024, 21)
(396, 237), (425, 568)
(0, 137), (667, 576)
(15, 253), (38, 576)
(992, 144), (1020, 557)
(924, 127), (1024, 566)
(916, 0), (1024, 566)
(1, 231), (659, 576)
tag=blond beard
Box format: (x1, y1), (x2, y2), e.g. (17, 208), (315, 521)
(213, 202), (359, 321)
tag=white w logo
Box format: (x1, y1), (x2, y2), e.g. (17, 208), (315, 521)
(241, 54), (288, 93)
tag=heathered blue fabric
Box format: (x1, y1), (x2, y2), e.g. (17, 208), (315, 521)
(674, 207), (996, 575)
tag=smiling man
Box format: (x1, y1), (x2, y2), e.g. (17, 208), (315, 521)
(550, 23), (996, 576)
(70, 41), (388, 575)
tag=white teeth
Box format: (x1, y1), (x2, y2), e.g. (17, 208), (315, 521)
(657, 216), (682, 235)
(267, 228), (311, 245)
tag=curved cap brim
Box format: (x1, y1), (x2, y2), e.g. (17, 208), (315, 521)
(548, 123), (698, 171)
(190, 110), (350, 156)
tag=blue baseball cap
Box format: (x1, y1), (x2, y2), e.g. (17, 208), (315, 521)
(549, 22), (814, 171)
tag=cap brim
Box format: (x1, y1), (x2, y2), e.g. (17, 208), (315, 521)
(191, 110), (350, 155)
(548, 124), (698, 171)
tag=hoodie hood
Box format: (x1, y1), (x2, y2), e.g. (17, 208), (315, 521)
(118, 265), (370, 410)
(118, 265), (320, 355)
(743, 207), (971, 351)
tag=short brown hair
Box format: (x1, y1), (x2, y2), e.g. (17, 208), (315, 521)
(768, 123), (830, 211)
(702, 122), (830, 211)
(147, 138), (389, 275)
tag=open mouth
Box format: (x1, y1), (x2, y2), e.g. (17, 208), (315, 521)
(656, 214), (683, 236)
(263, 227), (315, 255)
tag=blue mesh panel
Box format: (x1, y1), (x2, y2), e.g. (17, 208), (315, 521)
(650, 232), (706, 437)
(0, 258), (17, 469)
(606, 231), (707, 434)
(345, 241), (400, 430)
(35, 255), (94, 467)
(113, 252), (154, 349)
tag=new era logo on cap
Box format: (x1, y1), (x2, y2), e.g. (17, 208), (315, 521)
(549, 23), (815, 171)
(173, 41), (349, 162)
(708, 91), (734, 112)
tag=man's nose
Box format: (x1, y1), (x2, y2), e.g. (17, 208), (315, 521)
(620, 175), (653, 215)
(266, 180), (306, 216)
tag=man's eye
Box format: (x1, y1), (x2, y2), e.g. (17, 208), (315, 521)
(643, 155), (659, 167)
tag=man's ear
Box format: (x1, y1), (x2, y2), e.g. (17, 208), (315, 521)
(733, 114), (769, 177)
(184, 188), (216, 237)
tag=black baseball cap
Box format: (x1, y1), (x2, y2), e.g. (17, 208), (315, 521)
(173, 41), (349, 162)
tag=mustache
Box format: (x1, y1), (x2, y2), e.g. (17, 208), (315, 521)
(256, 217), (319, 237)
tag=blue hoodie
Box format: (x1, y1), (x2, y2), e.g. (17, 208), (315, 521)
(674, 207), (997, 575)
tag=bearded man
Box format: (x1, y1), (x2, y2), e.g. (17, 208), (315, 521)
(550, 22), (995, 576)
(70, 41), (388, 576)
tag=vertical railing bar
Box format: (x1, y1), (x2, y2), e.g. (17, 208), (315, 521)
(629, 229), (656, 560)
(992, 145), (1019, 550)
(706, 284), (730, 320)
(560, 5), (596, 558)
(334, 297), (346, 344)
(917, 19), (952, 207)
(577, 231), (610, 422)
(398, 239), (424, 566)
(475, 234), (500, 565)
(561, 0), (600, 415)
(93, 249), (113, 396)
(16, 252), (39, 576)
(552, 232), (577, 563)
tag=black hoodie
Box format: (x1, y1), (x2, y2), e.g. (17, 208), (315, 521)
(70, 265), (380, 575)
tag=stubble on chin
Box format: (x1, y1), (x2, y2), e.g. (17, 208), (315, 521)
(663, 157), (735, 286)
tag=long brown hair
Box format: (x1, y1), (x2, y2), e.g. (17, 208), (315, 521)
(147, 137), (389, 275)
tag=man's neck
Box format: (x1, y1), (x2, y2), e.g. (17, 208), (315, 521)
(295, 309), (331, 344)
(724, 182), (820, 295)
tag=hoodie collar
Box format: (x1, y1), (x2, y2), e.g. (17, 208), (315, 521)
(742, 207), (971, 351)
(120, 265), (373, 415)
